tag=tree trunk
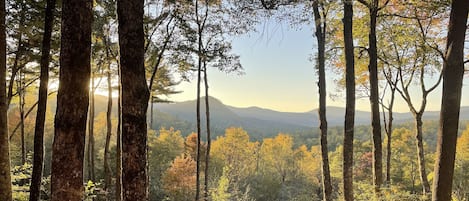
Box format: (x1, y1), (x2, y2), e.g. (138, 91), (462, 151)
(203, 63), (211, 201)
(195, 1), (204, 200)
(18, 69), (26, 165)
(104, 63), (113, 192)
(385, 88), (394, 184)
(117, 0), (149, 200)
(50, 0), (92, 200)
(0, 0), (12, 199)
(312, 2), (332, 200)
(116, 82), (122, 201)
(367, 0), (383, 195)
(87, 75), (96, 182)
(432, 1), (468, 200)
(29, 0), (56, 200)
(343, 1), (355, 201)
(414, 114), (430, 194)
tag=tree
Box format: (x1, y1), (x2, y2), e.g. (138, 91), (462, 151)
(29, 0), (56, 200)
(50, 0), (92, 200)
(343, 0), (355, 200)
(163, 155), (197, 201)
(432, 0), (468, 200)
(211, 127), (257, 190)
(86, 71), (96, 182)
(117, 0), (150, 200)
(356, 0), (384, 195)
(148, 127), (185, 200)
(312, 1), (333, 200)
(379, 69), (398, 184)
(0, 0), (12, 199)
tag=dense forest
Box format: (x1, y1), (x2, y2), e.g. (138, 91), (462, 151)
(0, 0), (468, 201)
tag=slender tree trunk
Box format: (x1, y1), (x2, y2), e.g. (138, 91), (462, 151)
(104, 63), (113, 192)
(312, 2), (332, 200)
(366, 0), (383, 195)
(18, 70), (26, 164)
(50, 0), (92, 200)
(432, 2), (468, 198)
(195, 47), (202, 201)
(87, 75), (96, 182)
(343, 1), (355, 201)
(195, 1), (204, 200)
(203, 63), (211, 201)
(359, 0), (383, 195)
(414, 114), (430, 194)
(117, 0), (149, 200)
(0, 0), (12, 199)
(116, 82), (122, 201)
(385, 89), (394, 184)
(29, 0), (55, 200)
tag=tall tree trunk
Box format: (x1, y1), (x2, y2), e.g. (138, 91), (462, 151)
(50, 0), (92, 200)
(195, 1), (204, 200)
(195, 46), (202, 201)
(384, 88), (395, 184)
(104, 63), (113, 192)
(203, 63), (211, 201)
(368, 1), (382, 195)
(87, 75), (96, 182)
(432, 1), (468, 200)
(117, 0), (149, 200)
(116, 82), (122, 201)
(29, 0), (56, 200)
(18, 70), (26, 164)
(312, 1), (332, 200)
(357, 0), (383, 194)
(343, 1), (355, 201)
(414, 114), (430, 194)
(0, 0), (12, 199)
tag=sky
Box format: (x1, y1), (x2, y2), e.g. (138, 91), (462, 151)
(167, 20), (469, 113)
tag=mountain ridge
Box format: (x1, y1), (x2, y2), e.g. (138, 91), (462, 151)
(151, 96), (469, 138)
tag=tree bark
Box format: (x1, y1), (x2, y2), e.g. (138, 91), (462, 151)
(29, 0), (56, 200)
(312, 1), (332, 200)
(343, 1), (355, 201)
(117, 0), (149, 200)
(432, 1), (468, 200)
(414, 114), (430, 194)
(367, 0), (383, 195)
(0, 0), (12, 199)
(50, 0), (92, 200)
(18, 69), (26, 165)
(104, 62), (113, 192)
(384, 88), (394, 184)
(195, 1), (205, 200)
(86, 74), (96, 182)
(203, 63), (211, 201)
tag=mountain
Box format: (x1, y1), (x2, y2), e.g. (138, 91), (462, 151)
(151, 96), (469, 138)
(153, 97), (312, 138)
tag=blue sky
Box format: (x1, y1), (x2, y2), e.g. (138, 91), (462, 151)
(169, 20), (469, 113)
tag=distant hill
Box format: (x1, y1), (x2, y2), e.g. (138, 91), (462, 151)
(153, 97), (312, 138)
(151, 96), (469, 138)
